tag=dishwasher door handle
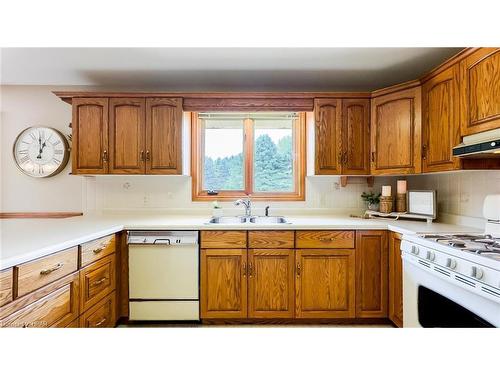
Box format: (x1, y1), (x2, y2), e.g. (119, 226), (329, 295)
(153, 238), (171, 245)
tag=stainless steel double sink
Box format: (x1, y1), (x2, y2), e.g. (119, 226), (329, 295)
(207, 216), (289, 224)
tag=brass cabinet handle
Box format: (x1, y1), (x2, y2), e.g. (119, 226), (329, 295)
(92, 245), (106, 254)
(92, 277), (107, 286)
(94, 318), (107, 327)
(296, 263), (301, 277)
(40, 263), (63, 275)
(248, 262), (253, 277)
(319, 237), (335, 242)
(102, 150), (108, 162)
(338, 151), (343, 163)
(242, 262), (247, 277)
(422, 144), (427, 160)
(371, 151), (375, 163)
(140, 150), (145, 161)
(146, 150), (151, 161)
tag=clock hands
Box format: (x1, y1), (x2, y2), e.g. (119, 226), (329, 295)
(37, 134), (43, 159)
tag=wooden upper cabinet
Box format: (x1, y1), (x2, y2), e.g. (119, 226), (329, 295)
(145, 98), (183, 174)
(248, 249), (295, 318)
(109, 98), (146, 174)
(371, 86), (422, 175)
(460, 48), (500, 136)
(315, 98), (342, 174)
(355, 231), (388, 318)
(422, 66), (461, 172)
(389, 232), (403, 327)
(72, 98), (109, 174)
(295, 249), (355, 318)
(342, 99), (370, 175)
(200, 249), (247, 319)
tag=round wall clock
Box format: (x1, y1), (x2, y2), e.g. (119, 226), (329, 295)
(13, 126), (70, 178)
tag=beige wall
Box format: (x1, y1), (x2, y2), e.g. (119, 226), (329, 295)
(1, 85), (85, 212)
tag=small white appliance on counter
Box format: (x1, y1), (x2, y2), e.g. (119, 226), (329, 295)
(401, 194), (500, 327)
(128, 231), (199, 321)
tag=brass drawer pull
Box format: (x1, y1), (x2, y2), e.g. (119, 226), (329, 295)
(40, 263), (63, 275)
(92, 245), (106, 254)
(319, 237), (335, 242)
(92, 277), (107, 286)
(94, 318), (107, 327)
(296, 263), (301, 277)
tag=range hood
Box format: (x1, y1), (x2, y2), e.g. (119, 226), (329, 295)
(453, 128), (500, 158)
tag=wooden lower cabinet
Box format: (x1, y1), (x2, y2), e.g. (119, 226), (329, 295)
(200, 249), (247, 318)
(248, 249), (295, 318)
(389, 232), (404, 327)
(295, 249), (355, 318)
(355, 231), (388, 318)
(80, 291), (116, 328)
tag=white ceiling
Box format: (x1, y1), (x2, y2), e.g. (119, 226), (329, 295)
(0, 48), (462, 91)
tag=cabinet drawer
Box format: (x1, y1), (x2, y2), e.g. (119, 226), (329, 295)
(80, 291), (116, 328)
(0, 272), (79, 328)
(296, 231), (355, 249)
(80, 254), (116, 312)
(0, 268), (13, 307)
(16, 247), (78, 297)
(201, 231), (247, 248)
(248, 231), (295, 248)
(80, 234), (116, 267)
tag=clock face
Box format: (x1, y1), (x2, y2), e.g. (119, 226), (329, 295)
(13, 127), (69, 178)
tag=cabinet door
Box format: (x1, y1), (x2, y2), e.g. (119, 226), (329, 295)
(295, 249), (355, 318)
(389, 232), (403, 327)
(315, 98), (342, 174)
(145, 98), (183, 174)
(460, 48), (500, 136)
(355, 231), (388, 318)
(422, 66), (461, 172)
(200, 249), (247, 319)
(248, 249), (295, 318)
(371, 87), (422, 175)
(109, 98), (146, 174)
(342, 99), (370, 175)
(72, 98), (109, 174)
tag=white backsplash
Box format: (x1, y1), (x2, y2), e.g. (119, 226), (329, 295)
(407, 171), (500, 219)
(86, 175), (397, 215)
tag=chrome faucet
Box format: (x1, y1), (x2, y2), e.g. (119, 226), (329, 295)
(234, 197), (252, 217)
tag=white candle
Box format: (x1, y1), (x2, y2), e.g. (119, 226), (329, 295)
(397, 180), (407, 194)
(382, 185), (392, 197)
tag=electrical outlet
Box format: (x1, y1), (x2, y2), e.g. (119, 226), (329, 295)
(460, 192), (470, 203)
(143, 193), (150, 206)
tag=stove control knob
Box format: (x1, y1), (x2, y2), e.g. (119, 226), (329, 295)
(471, 266), (484, 280)
(411, 245), (419, 255)
(426, 251), (435, 262)
(446, 258), (457, 270)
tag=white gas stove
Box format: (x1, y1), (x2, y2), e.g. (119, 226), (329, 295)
(401, 195), (500, 327)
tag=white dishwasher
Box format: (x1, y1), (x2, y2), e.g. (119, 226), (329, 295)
(128, 231), (199, 321)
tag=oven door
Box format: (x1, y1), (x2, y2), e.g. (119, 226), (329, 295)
(403, 255), (498, 327)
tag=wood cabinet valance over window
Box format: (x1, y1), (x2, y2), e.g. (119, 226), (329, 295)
(182, 97), (314, 112)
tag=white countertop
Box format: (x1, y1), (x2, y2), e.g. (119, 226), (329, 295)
(0, 213), (482, 270)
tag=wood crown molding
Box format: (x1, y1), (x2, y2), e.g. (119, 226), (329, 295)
(420, 47), (478, 83)
(53, 91), (372, 105)
(370, 79), (422, 98)
(0, 212), (83, 219)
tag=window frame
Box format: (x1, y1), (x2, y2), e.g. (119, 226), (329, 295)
(191, 112), (306, 201)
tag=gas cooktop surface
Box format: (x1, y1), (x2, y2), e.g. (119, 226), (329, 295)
(418, 234), (500, 260)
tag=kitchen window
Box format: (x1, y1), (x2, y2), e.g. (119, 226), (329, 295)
(191, 112), (306, 201)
